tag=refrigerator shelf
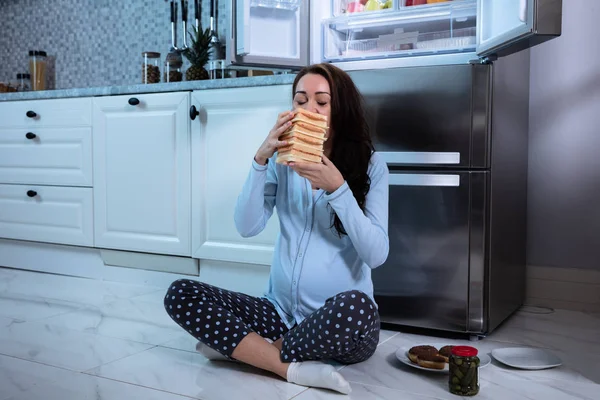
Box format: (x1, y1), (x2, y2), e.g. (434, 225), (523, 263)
(326, 27), (476, 61)
(332, 0), (398, 17)
(323, 1), (477, 62)
(325, 0), (476, 32)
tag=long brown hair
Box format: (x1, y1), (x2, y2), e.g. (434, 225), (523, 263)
(292, 63), (374, 237)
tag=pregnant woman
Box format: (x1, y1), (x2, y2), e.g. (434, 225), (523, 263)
(164, 63), (389, 394)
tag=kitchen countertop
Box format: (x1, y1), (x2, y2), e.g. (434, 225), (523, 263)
(0, 74), (297, 102)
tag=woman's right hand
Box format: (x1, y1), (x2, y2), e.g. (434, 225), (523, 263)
(254, 110), (296, 165)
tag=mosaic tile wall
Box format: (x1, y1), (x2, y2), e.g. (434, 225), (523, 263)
(0, 0), (229, 89)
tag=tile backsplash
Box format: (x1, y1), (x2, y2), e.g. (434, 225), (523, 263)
(0, 0), (228, 89)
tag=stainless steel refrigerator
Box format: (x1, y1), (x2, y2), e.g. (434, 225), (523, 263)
(226, 0), (563, 336)
(349, 50), (531, 337)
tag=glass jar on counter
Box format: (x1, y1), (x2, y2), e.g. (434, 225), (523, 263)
(16, 73), (31, 91)
(448, 346), (480, 396)
(29, 50), (47, 91)
(164, 52), (183, 83)
(142, 52), (161, 84)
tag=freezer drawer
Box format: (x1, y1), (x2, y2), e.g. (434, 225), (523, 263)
(372, 170), (487, 333)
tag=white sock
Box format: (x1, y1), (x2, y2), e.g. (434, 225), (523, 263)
(196, 336), (274, 361)
(286, 361), (352, 395)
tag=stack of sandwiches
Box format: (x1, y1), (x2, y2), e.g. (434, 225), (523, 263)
(276, 108), (328, 164)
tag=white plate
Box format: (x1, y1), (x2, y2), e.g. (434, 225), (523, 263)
(491, 347), (562, 370)
(395, 343), (491, 373)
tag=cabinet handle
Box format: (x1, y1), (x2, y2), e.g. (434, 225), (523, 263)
(190, 105), (200, 120)
(26, 110), (37, 118)
(27, 190), (37, 198)
(128, 97), (140, 106)
(26, 132), (37, 139)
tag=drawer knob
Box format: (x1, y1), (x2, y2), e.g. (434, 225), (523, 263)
(27, 190), (37, 198)
(128, 97), (140, 106)
(26, 132), (37, 140)
(26, 110), (37, 118)
(190, 105), (200, 120)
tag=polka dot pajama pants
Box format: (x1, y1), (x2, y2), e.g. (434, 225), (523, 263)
(164, 279), (380, 364)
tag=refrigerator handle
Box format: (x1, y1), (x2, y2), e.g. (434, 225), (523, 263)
(388, 174), (461, 187)
(236, 0), (251, 55)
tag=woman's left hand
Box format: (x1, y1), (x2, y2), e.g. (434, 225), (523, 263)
(289, 155), (345, 193)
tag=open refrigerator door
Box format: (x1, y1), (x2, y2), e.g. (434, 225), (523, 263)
(227, 0), (310, 69)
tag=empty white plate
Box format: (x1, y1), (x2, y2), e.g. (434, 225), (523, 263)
(396, 343), (491, 373)
(491, 347), (562, 370)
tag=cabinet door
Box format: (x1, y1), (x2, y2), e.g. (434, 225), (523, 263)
(0, 184), (93, 247)
(93, 93), (191, 256)
(0, 127), (92, 187)
(191, 85), (291, 265)
(477, 0), (562, 59)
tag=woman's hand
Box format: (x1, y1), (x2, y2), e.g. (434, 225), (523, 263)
(254, 110), (295, 165)
(289, 155), (345, 193)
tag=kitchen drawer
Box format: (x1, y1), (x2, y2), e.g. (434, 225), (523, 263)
(0, 127), (92, 186)
(0, 184), (94, 246)
(0, 97), (92, 128)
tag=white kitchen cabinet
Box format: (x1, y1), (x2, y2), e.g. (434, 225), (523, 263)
(0, 97), (92, 128)
(0, 127), (93, 187)
(191, 85), (291, 265)
(93, 92), (191, 256)
(0, 184), (93, 246)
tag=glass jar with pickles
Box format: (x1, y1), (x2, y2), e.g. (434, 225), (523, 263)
(448, 346), (480, 396)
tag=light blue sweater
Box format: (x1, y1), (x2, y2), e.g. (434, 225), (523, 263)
(234, 152), (390, 328)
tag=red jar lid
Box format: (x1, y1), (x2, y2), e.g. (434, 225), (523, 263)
(451, 346), (478, 357)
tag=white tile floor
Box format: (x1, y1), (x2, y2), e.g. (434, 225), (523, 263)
(0, 267), (599, 400)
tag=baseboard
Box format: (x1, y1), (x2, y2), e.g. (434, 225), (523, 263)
(0, 238), (271, 298)
(526, 265), (600, 313)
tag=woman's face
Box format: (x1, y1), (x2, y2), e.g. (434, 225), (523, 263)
(293, 73), (332, 138)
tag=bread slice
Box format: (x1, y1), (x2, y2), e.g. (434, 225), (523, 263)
(276, 149), (322, 164)
(281, 125), (326, 140)
(290, 116), (328, 133)
(278, 141), (323, 157)
(295, 108), (328, 125)
(416, 356), (446, 370)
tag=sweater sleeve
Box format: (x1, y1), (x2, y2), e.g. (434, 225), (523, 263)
(234, 158), (278, 238)
(323, 152), (389, 269)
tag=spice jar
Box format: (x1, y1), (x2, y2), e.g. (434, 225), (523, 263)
(142, 52), (161, 84)
(448, 346), (480, 396)
(29, 50), (47, 91)
(16, 73), (31, 91)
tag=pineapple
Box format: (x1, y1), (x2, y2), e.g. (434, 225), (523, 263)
(184, 25), (213, 81)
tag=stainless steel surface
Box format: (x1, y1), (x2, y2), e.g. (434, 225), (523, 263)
(209, 0), (225, 61)
(379, 152), (460, 166)
(477, 0), (563, 59)
(227, 0), (309, 69)
(359, 59), (530, 335)
(181, 0), (189, 50)
(373, 171), (474, 332)
(467, 171), (488, 333)
(350, 65), (475, 168)
(388, 174), (461, 187)
(487, 49), (530, 333)
(470, 64), (492, 169)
